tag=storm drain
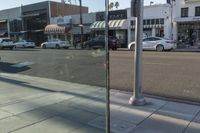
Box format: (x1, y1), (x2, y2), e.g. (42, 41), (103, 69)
(88, 116), (136, 133)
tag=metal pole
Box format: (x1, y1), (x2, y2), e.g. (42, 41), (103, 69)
(79, 0), (84, 49)
(129, 0), (146, 106)
(171, 1), (173, 40)
(7, 20), (10, 38)
(105, 1), (110, 132)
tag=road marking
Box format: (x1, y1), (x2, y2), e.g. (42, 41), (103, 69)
(11, 61), (34, 68)
(144, 62), (172, 66)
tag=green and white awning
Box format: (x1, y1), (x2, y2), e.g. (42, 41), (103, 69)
(90, 19), (128, 30)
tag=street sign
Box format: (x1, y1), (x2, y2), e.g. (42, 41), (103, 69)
(131, 0), (139, 17)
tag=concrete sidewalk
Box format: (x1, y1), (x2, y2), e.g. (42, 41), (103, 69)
(0, 73), (199, 133)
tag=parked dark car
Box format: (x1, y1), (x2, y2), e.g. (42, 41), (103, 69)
(83, 35), (119, 50)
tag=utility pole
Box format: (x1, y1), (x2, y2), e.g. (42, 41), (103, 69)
(170, 0), (174, 40)
(105, 1), (110, 133)
(7, 19), (10, 38)
(129, 0), (146, 106)
(79, 0), (84, 49)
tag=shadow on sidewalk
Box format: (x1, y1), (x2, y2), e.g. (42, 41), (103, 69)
(0, 62), (31, 73)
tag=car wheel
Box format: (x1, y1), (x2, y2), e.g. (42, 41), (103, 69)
(55, 44), (60, 49)
(156, 44), (164, 52)
(85, 45), (91, 50)
(130, 44), (135, 51)
(42, 44), (46, 49)
(12, 46), (16, 50)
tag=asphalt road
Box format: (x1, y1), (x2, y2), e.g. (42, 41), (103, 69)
(0, 48), (200, 102)
(0, 48), (106, 87)
(110, 50), (200, 102)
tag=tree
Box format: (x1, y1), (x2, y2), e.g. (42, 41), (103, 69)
(115, 1), (119, 9)
(109, 2), (114, 10)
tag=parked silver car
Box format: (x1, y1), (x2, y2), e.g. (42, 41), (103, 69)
(41, 39), (70, 49)
(128, 37), (177, 52)
(0, 38), (16, 50)
(15, 40), (36, 48)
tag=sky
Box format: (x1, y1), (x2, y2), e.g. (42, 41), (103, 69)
(0, 0), (166, 12)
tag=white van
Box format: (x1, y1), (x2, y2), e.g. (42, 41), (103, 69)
(0, 38), (16, 50)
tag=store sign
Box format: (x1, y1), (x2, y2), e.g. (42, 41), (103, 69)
(96, 10), (127, 21)
(50, 16), (71, 25)
(192, 17), (200, 21)
(185, 0), (200, 3)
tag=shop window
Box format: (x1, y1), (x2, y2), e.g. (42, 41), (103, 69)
(156, 19), (159, 24)
(131, 20), (135, 26)
(181, 7), (188, 17)
(147, 19), (150, 25)
(143, 20), (146, 25)
(195, 6), (200, 16)
(151, 19), (155, 25)
(160, 19), (164, 24)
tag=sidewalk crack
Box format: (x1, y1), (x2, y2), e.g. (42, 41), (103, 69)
(182, 110), (200, 133)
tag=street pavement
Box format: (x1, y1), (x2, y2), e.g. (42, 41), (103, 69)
(110, 50), (200, 102)
(0, 73), (200, 133)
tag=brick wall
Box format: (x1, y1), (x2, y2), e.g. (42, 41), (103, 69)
(50, 2), (88, 17)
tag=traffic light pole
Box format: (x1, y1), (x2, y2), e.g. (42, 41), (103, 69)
(129, 0), (146, 106)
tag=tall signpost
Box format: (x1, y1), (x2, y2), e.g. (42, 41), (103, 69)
(129, 0), (146, 106)
(79, 0), (84, 49)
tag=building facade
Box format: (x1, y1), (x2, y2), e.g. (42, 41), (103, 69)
(127, 4), (172, 44)
(22, 1), (88, 45)
(0, 1), (88, 45)
(0, 7), (22, 41)
(173, 0), (200, 47)
(91, 10), (128, 48)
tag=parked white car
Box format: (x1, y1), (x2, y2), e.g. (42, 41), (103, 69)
(0, 38), (16, 50)
(41, 39), (70, 49)
(15, 40), (35, 48)
(128, 37), (177, 52)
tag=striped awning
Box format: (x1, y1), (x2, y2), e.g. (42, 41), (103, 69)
(44, 24), (70, 34)
(90, 19), (128, 30)
(90, 21), (105, 30)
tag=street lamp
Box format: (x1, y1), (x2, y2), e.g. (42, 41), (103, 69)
(79, 0), (84, 49)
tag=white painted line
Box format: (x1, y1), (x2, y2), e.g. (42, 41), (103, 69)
(144, 62), (172, 66)
(11, 62), (34, 68)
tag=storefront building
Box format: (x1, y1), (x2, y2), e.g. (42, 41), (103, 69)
(173, 0), (200, 48)
(91, 10), (128, 48)
(0, 7), (22, 41)
(22, 1), (88, 46)
(45, 16), (71, 44)
(127, 4), (172, 45)
(70, 13), (96, 46)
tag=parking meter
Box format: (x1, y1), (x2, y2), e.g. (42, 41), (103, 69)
(131, 0), (139, 17)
